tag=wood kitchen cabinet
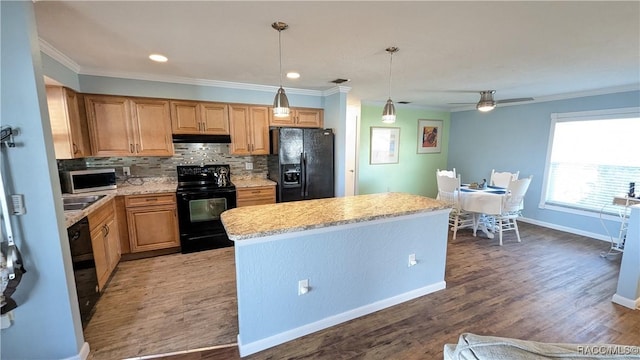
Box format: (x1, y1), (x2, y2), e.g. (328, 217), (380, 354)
(46, 86), (92, 159)
(236, 186), (276, 207)
(229, 105), (270, 155)
(125, 193), (180, 253)
(269, 107), (324, 128)
(84, 94), (174, 157)
(170, 100), (230, 135)
(88, 198), (121, 291)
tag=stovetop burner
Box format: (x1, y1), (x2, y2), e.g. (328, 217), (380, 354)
(176, 165), (234, 190)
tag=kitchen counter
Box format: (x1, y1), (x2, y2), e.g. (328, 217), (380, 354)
(225, 192), (451, 356)
(63, 177), (178, 227)
(221, 192), (450, 241)
(232, 178), (276, 188)
(63, 176), (276, 228)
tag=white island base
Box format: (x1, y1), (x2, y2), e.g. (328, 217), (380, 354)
(222, 193), (451, 356)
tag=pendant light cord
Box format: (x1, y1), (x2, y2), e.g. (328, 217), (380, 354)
(278, 29), (283, 87)
(388, 51), (393, 100)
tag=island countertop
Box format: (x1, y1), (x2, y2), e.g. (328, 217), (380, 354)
(220, 192), (450, 241)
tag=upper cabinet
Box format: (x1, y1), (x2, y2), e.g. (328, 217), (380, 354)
(85, 95), (174, 157)
(170, 100), (230, 135)
(46, 86), (92, 159)
(229, 105), (270, 155)
(269, 107), (324, 128)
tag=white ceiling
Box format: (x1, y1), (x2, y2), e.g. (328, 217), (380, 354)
(34, 1), (640, 111)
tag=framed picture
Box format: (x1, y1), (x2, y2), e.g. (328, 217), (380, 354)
(370, 127), (400, 164)
(417, 119), (442, 153)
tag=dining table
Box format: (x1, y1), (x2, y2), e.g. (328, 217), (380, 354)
(457, 185), (511, 238)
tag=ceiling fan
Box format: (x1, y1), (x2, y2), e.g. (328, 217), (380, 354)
(450, 90), (534, 112)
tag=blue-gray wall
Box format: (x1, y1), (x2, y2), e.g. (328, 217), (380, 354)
(1, 2), (84, 359)
(449, 90), (640, 239)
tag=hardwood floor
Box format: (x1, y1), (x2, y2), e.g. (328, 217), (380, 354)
(85, 222), (639, 360)
(84, 247), (238, 360)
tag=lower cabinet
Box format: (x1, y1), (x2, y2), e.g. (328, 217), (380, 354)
(237, 186), (276, 207)
(88, 198), (121, 291)
(125, 193), (180, 253)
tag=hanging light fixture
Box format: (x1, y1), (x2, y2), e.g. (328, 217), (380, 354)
(272, 21), (290, 118)
(382, 47), (399, 123)
(476, 90), (497, 112)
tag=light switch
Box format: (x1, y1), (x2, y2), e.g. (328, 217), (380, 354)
(298, 279), (309, 295)
(245, 162), (253, 170)
(408, 254), (417, 267)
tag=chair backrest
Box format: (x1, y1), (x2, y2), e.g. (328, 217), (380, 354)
(436, 168), (456, 178)
(502, 176), (532, 213)
(436, 174), (461, 208)
(490, 169), (520, 188)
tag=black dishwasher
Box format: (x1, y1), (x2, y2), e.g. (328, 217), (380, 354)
(68, 217), (100, 328)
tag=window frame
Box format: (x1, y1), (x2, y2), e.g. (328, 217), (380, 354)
(538, 106), (640, 220)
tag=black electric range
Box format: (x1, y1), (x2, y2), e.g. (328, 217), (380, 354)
(175, 165), (236, 253)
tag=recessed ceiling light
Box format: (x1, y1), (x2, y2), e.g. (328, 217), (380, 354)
(149, 54), (168, 62)
(286, 72), (300, 79)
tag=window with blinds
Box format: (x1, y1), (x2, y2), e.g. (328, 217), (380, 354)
(540, 107), (640, 215)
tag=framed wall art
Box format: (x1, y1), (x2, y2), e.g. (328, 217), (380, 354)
(417, 119), (442, 154)
(370, 127), (400, 164)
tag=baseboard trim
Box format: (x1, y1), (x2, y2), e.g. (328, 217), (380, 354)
(611, 294), (640, 310)
(518, 217), (611, 242)
(238, 281), (446, 357)
(61, 342), (90, 360)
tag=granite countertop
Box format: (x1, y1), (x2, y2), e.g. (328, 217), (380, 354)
(63, 176), (275, 227)
(63, 177), (178, 227)
(220, 192), (451, 241)
(233, 178), (277, 188)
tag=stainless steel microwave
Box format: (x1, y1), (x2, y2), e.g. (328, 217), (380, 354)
(60, 168), (117, 194)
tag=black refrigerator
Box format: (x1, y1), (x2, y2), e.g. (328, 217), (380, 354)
(268, 128), (334, 202)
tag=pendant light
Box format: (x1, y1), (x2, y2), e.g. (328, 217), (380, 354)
(272, 21), (290, 118)
(476, 90), (497, 112)
(382, 47), (399, 124)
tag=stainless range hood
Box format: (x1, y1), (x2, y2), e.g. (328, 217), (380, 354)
(172, 134), (231, 143)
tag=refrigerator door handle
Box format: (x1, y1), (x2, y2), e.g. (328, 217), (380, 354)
(303, 152), (309, 197)
(300, 153), (306, 197)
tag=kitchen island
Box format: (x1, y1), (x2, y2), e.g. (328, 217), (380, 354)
(221, 192), (451, 356)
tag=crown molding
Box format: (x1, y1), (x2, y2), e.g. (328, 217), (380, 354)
(38, 38), (81, 73)
(535, 83), (640, 102)
(79, 67), (325, 96)
(323, 86), (352, 96)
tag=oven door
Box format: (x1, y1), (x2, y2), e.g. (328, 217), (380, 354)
(176, 187), (236, 253)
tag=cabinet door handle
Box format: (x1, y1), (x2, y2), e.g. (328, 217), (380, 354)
(136, 144), (140, 153)
(105, 224), (110, 236)
(72, 143), (79, 154)
(145, 198), (158, 202)
(130, 144), (134, 153)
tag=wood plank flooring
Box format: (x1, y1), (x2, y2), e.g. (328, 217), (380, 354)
(85, 222), (639, 360)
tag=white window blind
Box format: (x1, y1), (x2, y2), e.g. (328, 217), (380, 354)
(541, 107), (640, 214)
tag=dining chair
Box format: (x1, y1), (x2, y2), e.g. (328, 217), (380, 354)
(436, 174), (472, 239)
(491, 176), (532, 245)
(436, 168), (456, 178)
(490, 169), (520, 188)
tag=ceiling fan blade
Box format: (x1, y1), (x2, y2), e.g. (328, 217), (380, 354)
(495, 97), (534, 104)
(448, 102), (475, 105)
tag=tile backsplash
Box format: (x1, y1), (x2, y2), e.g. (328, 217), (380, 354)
(57, 143), (268, 180)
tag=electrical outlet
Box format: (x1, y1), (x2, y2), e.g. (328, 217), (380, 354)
(123, 166), (130, 176)
(245, 162), (253, 170)
(298, 279), (309, 295)
(408, 253), (417, 267)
